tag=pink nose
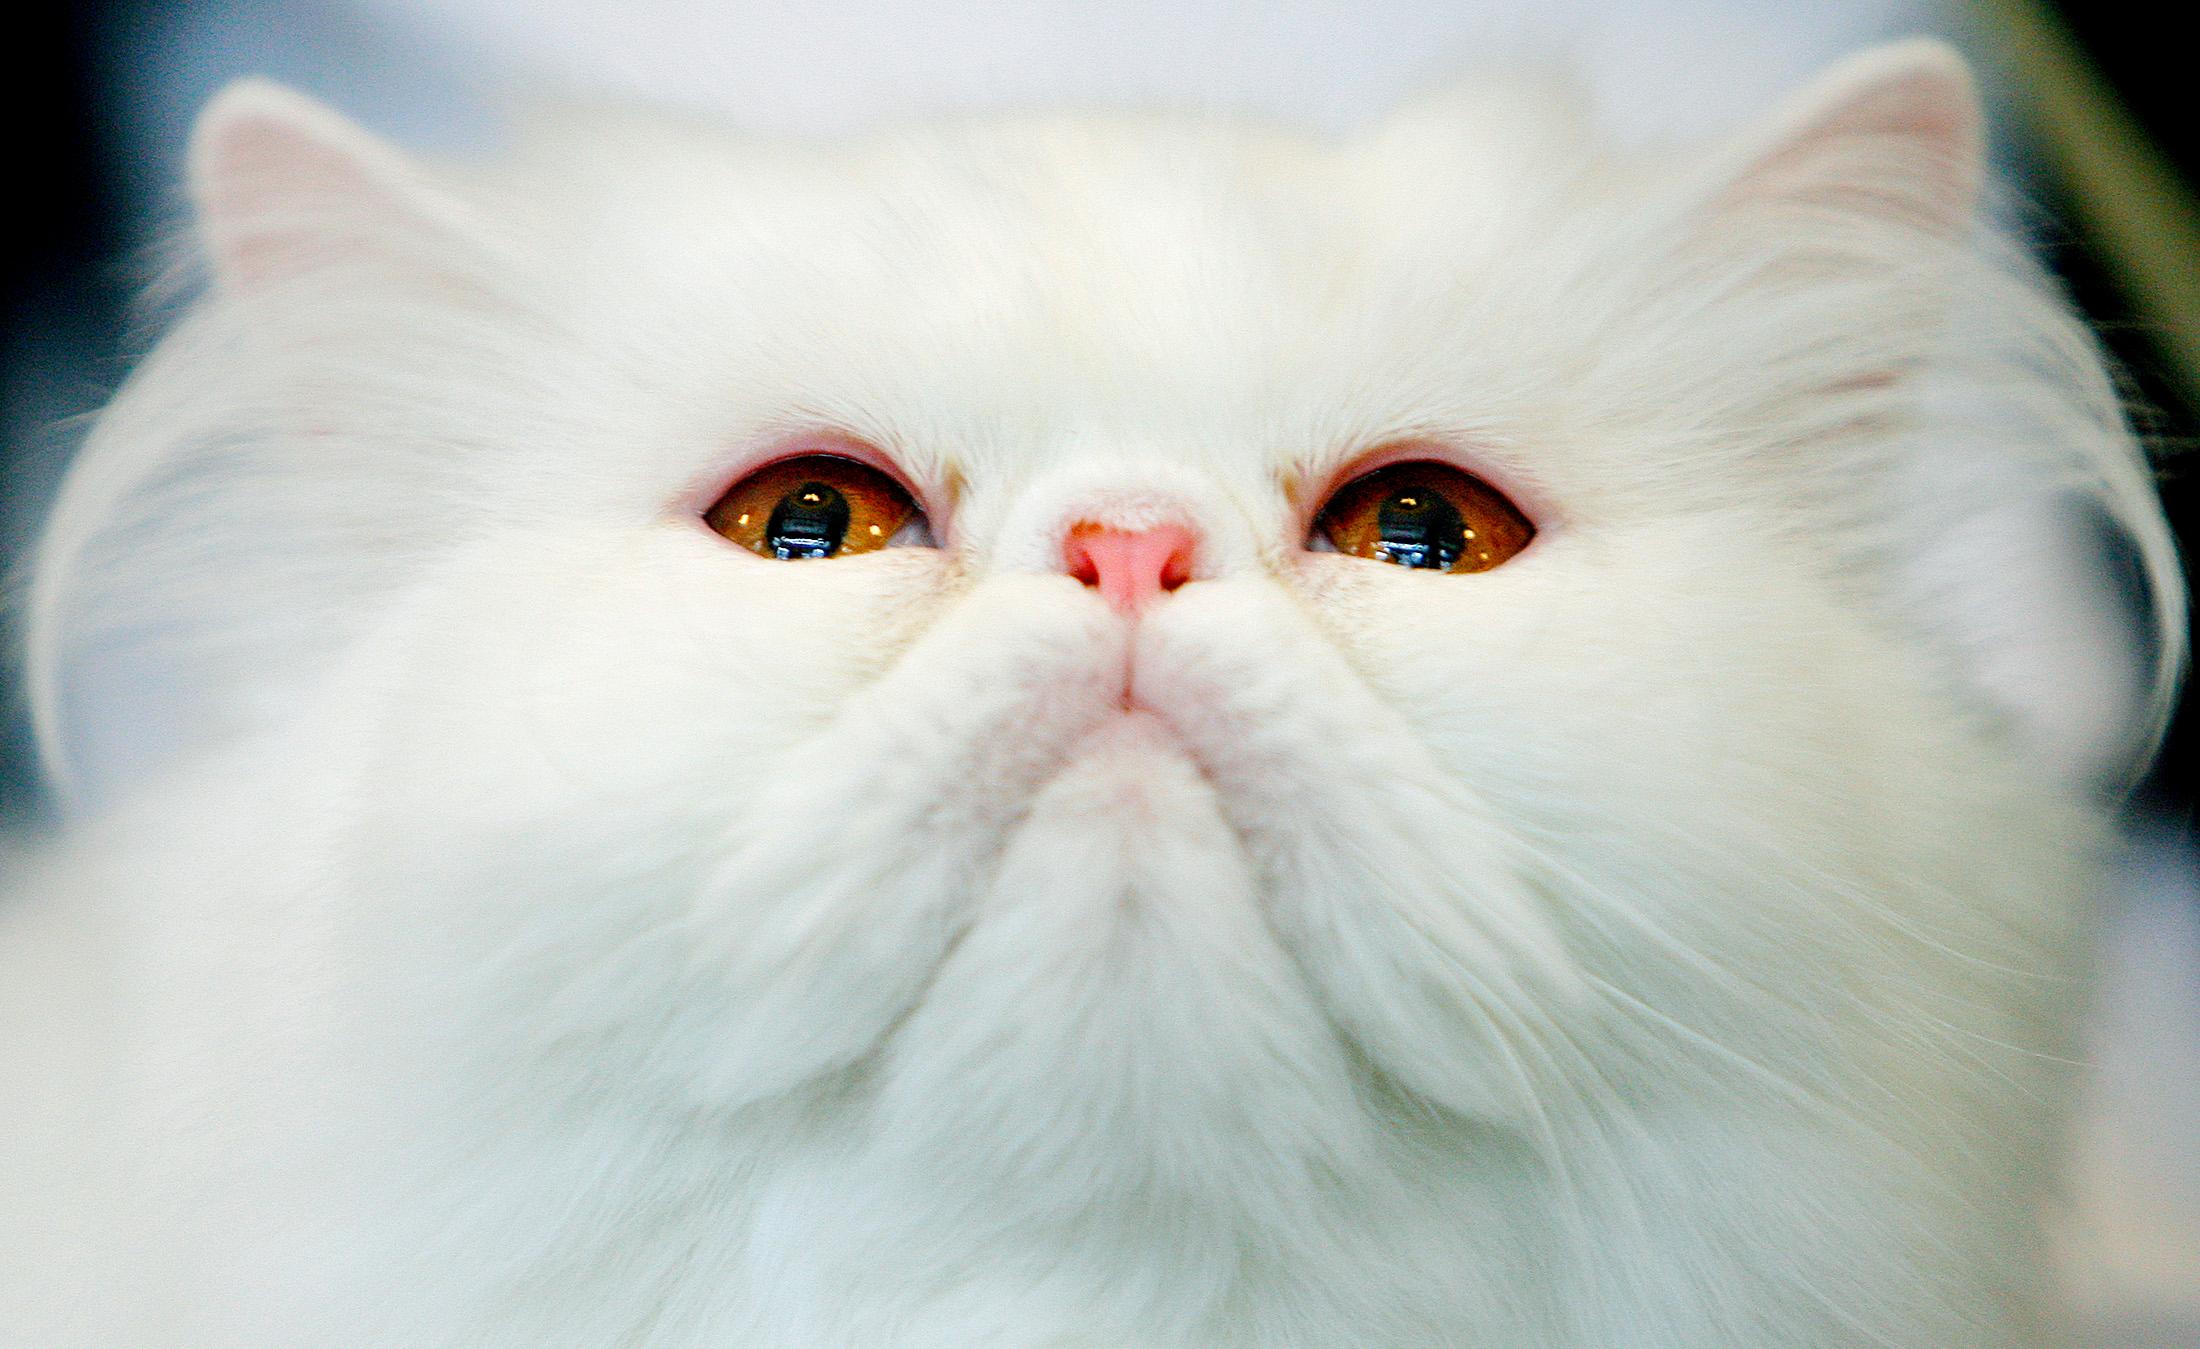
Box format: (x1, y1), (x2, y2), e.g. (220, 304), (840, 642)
(1063, 523), (1198, 612)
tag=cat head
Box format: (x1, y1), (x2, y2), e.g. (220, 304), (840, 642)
(23, 44), (2184, 1160)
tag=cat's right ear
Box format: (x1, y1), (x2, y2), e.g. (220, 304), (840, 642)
(26, 85), (497, 810)
(189, 80), (480, 290)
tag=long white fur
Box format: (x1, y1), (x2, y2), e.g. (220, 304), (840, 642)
(1, 39), (2186, 1345)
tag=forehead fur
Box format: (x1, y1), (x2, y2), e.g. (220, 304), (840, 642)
(487, 91), (1632, 494)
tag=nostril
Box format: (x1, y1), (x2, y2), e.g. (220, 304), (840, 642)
(1064, 523), (1199, 612)
(1066, 538), (1103, 590)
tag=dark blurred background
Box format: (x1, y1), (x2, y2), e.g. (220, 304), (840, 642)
(2, 0), (2192, 828)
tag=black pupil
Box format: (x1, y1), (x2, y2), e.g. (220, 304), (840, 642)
(1374, 489), (1465, 570)
(766, 483), (852, 560)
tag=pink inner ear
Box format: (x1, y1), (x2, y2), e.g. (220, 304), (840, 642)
(191, 85), (443, 291)
(1716, 44), (1983, 237)
(1812, 73), (1974, 158)
(200, 121), (365, 288)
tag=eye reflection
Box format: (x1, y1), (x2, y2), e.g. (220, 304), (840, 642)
(765, 483), (852, 559)
(1374, 489), (1469, 570)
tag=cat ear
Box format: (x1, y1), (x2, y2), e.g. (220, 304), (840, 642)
(1695, 39), (1982, 237)
(1683, 43), (2185, 792)
(28, 85), (506, 808)
(189, 79), (478, 289)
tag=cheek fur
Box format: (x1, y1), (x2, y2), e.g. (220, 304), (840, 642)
(346, 535), (1140, 1108)
(1131, 580), (1590, 1127)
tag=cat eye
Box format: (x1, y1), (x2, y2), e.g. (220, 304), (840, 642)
(1309, 460), (1533, 573)
(705, 455), (933, 559)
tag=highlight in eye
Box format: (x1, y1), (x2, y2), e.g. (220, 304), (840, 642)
(705, 455), (932, 560)
(1310, 460), (1534, 574)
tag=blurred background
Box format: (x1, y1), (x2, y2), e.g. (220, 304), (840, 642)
(0, 0), (2194, 1337)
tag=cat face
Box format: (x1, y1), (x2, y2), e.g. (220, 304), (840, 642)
(334, 118), (1634, 1136)
(26, 48), (2174, 1176)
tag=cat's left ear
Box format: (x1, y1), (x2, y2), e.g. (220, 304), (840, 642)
(189, 79), (483, 290)
(1683, 43), (2184, 791)
(1691, 38), (1982, 237)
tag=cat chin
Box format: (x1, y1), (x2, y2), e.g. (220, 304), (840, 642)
(868, 710), (1371, 1191)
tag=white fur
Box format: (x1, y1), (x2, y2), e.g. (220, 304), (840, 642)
(2, 41), (2185, 1345)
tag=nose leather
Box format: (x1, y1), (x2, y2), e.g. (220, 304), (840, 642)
(1063, 524), (1197, 612)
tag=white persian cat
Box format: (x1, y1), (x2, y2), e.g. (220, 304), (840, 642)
(0, 39), (2187, 1346)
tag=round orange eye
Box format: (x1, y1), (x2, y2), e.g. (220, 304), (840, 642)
(705, 455), (929, 560)
(1310, 460), (1533, 574)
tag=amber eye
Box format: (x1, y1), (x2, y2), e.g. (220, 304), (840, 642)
(1310, 460), (1533, 573)
(705, 455), (930, 560)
